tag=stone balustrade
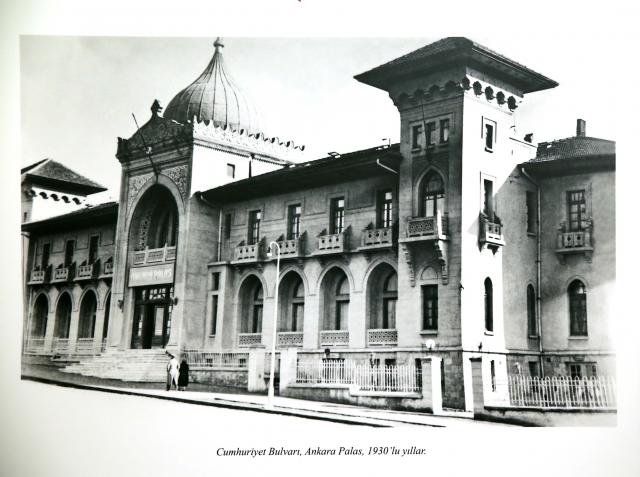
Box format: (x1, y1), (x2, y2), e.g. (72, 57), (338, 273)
(407, 211), (448, 240)
(361, 227), (394, 249)
(29, 269), (46, 285)
(367, 328), (398, 346)
(277, 331), (304, 347)
(479, 214), (505, 248)
(316, 233), (344, 254)
(234, 243), (262, 262)
(76, 263), (96, 281)
(133, 245), (176, 266)
(238, 333), (263, 347)
(319, 330), (349, 347)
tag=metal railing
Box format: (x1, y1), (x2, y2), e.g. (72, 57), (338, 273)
(505, 375), (616, 409)
(295, 360), (421, 393)
(182, 350), (249, 368)
(133, 245), (176, 266)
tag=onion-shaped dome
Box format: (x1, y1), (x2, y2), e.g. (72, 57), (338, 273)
(164, 38), (258, 133)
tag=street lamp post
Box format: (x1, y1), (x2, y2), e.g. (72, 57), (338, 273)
(266, 241), (281, 409)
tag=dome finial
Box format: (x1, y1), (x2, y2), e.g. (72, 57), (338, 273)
(214, 37), (224, 52)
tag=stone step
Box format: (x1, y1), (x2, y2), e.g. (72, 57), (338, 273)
(61, 349), (171, 382)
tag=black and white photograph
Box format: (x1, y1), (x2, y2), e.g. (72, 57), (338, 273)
(1, 1), (638, 476)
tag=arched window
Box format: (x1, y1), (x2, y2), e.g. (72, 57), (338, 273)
(569, 280), (587, 336)
(251, 286), (263, 334)
(78, 291), (97, 339)
(291, 281), (305, 332)
(335, 276), (350, 330)
(420, 171), (445, 217)
(527, 285), (536, 336)
(54, 293), (72, 338)
(484, 278), (493, 332)
(31, 294), (48, 337)
(382, 272), (398, 329)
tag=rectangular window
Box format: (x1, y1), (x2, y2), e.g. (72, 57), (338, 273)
(287, 204), (302, 240)
(483, 118), (496, 152)
(483, 179), (494, 217)
(330, 197), (345, 234)
(568, 363), (582, 379)
(526, 191), (536, 233)
(490, 360), (496, 391)
(224, 213), (232, 240)
(440, 119), (450, 143)
(528, 361), (540, 377)
(210, 295), (218, 335)
(211, 272), (220, 291)
(412, 125), (422, 149)
(226, 163), (236, 178)
(248, 210), (261, 245)
(88, 235), (99, 264)
(377, 190), (393, 228)
(567, 190), (587, 231)
(568, 363), (598, 379)
(64, 240), (75, 267)
(421, 285), (438, 331)
(41, 243), (50, 269)
(426, 122), (436, 146)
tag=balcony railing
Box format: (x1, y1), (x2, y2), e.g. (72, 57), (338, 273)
(556, 221), (593, 256)
(479, 214), (505, 248)
(234, 242), (262, 263)
(277, 331), (304, 347)
(133, 245), (176, 266)
(52, 266), (72, 283)
(102, 261), (114, 276)
(53, 337), (70, 353)
(316, 232), (344, 254)
(277, 236), (304, 259)
(360, 227), (394, 250)
(319, 330), (349, 347)
(406, 211), (448, 240)
(76, 263), (97, 281)
(367, 328), (398, 346)
(25, 337), (45, 354)
(29, 269), (47, 285)
(238, 333), (263, 347)
(76, 337), (96, 354)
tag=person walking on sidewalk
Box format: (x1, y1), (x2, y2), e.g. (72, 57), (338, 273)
(166, 352), (179, 391)
(178, 358), (189, 391)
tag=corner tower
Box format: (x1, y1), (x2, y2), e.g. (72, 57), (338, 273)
(356, 37), (557, 409)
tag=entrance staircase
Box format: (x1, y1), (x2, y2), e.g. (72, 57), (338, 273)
(61, 349), (169, 382)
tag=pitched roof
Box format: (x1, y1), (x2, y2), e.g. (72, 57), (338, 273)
(21, 201), (118, 233)
(21, 159), (107, 195)
(355, 37), (558, 94)
(202, 144), (401, 203)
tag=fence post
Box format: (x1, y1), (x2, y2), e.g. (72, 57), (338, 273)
(419, 357), (443, 414)
(279, 348), (298, 393)
(247, 349), (267, 392)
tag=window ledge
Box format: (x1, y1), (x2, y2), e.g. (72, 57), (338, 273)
(411, 147), (422, 153)
(420, 330), (438, 336)
(568, 336), (588, 340)
(208, 334), (216, 338)
(528, 335), (540, 339)
(484, 330), (494, 336)
(527, 232), (537, 237)
(484, 147), (494, 153)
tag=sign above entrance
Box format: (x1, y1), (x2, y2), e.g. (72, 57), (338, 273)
(129, 263), (174, 287)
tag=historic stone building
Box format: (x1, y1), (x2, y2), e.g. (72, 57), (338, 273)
(22, 37), (615, 411)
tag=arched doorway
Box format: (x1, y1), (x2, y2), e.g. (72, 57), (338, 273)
(78, 291), (97, 339)
(54, 293), (72, 339)
(366, 263), (397, 346)
(239, 275), (263, 335)
(128, 185), (179, 349)
(319, 267), (350, 347)
(278, 272), (305, 333)
(30, 294), (48, 338)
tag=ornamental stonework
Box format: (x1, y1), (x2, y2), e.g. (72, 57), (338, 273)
(127, 172), (153, 212)
(162, 164), (189, 201)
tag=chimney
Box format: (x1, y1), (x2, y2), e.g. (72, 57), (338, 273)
(576, 119), (586, 137)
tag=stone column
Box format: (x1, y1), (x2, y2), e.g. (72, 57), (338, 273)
(68, 306), (81, 354)
(43, 308), (56, 353)
(247, 349), (267, 392)
(279, 348), (298, 393)
(93, 306), (106, 354)
(420, 357), (443, 414)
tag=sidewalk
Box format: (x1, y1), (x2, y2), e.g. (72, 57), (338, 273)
(21, 363), (510, 428)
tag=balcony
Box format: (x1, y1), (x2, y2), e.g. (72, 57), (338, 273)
(75, 262), (98, 281)
(315, 232), (345, 256)
(51, 265), (73, 283)
(28, 268), (49, 285)
(100, 260), (114, 278)
(133, 245), (176, 267)
(556, 220), (593, 261)
(277, 331), (303, 347)
(233, 241), (263, 264)
(320, 330), (349, 347)
(238, 333), (263, 347)
(367, 328), (398, 346)
(479, 214), (505, 249)
(404, 211), (448, 242)
(276, 234), (305, 260)
(359, 226), (395, 251)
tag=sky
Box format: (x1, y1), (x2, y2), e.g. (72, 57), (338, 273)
(20, 34), (618, 201)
